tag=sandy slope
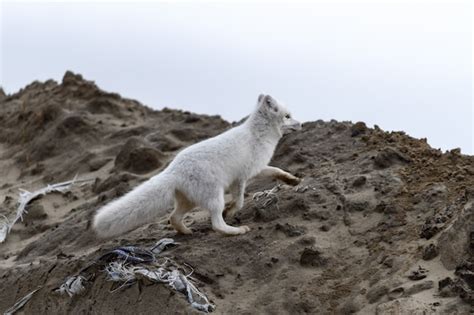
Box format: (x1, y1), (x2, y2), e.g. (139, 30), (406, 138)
(0, 72), (472, 314)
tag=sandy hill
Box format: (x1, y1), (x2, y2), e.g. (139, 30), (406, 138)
(0, 72), (472, 314)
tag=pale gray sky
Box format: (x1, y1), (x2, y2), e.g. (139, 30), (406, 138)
(1, 0), (473, 154)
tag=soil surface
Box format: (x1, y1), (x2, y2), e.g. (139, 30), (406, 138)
(1, 72), (473, 314)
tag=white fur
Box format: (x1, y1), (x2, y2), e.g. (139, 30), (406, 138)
(93, 94), (301, 238)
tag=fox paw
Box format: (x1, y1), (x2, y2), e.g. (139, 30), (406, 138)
(276, 172), (302, 186)
(239, 225), (251, 234)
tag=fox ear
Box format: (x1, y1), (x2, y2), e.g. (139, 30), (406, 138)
(258, 94), (265, 103)
(264, 95), (278, 112)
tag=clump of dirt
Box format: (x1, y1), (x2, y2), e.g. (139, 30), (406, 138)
(113, 137), (167, 174)
(0, 72), (473, 314)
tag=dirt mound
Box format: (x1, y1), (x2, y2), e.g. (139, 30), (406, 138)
(113, 137), (167, 174)
(0, 73), (473, 314)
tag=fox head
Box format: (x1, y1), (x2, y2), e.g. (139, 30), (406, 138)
(257, 94), (302, 133)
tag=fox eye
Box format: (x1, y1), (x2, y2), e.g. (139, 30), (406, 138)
(285, 114), (291, 119)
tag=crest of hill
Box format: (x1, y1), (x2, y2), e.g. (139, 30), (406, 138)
(0, 71), (230, 181)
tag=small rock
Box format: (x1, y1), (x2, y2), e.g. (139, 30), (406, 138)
(275, 223), (305, 237)
(438, 277), (459, 298)
(351, 122), (367, 137)
(344, 197), (369, 212)
(420, 222), (440, 240)
(300, 248), (327, 267)
(455, 262), (474, 290)
(408, 266), (429, 281)
(422, 244), (439, 261)
(319, 224), (331, 232)
(114, 137), (165, 174)
(352, 176), (367, 188)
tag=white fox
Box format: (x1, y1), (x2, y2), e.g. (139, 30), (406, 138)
(93, 94), (301, 238)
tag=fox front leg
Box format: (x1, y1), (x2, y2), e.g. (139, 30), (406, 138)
(223, 180), (246, 218)
(259, 166), (301, 186)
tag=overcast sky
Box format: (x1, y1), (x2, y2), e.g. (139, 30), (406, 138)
(1, 0), (472, 154)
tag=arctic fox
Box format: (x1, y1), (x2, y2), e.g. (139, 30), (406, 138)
(93, 94), (302, 238)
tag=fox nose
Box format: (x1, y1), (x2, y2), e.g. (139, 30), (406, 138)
(291, 121), (302, 130)
(287, 121), (302, 131)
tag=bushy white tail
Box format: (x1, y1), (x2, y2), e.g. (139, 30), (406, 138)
(92, 173), (175, 238)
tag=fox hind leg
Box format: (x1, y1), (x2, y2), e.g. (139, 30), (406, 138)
(207, 190), (250, 235)
(170, 190), (194, 235)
